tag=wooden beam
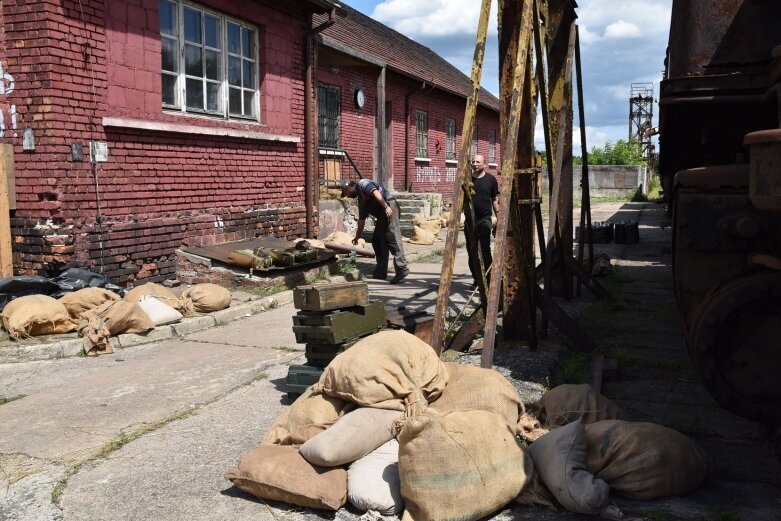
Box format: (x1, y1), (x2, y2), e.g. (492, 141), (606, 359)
(482, 0), (534, 368)
(0, 145), (13, 277)
(431, 0), (492, 354)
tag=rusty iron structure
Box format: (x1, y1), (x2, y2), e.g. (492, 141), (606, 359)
(662, 0), (781, 423)
(432, 0), (599, 366)
(628, 82), (655, 167)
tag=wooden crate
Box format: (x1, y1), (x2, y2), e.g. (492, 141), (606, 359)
(285, 364), (324, 398)
(293, 281), (369, 312)
(292, 301), (386, 344)
(386, 307), (435, 345)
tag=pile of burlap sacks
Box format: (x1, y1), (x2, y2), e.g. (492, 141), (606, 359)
(225, 330), (708, 519)
(0, 282), (232, 356)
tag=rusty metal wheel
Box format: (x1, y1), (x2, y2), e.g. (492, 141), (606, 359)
(690, 272), (781, 424)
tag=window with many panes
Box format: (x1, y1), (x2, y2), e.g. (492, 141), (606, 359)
(446, 118), (456, 161)
(471, 125), (479, 157)
(416, 110), (428, 158)
(488, 129), (496, 162)
(318, 84), (340, 148)
(159, 0), (259, 120)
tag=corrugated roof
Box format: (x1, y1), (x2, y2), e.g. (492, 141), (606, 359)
(315, 3), (500, 112)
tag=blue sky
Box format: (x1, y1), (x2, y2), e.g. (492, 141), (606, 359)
(340, 0), (671, 155)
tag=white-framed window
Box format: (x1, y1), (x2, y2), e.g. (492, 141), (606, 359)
(415, 110), (428, 158)
(446, 118), (456, 161)
(488, 129), (496, 162)
(159, 0), (259, 120)
(471, 125), (479, 157)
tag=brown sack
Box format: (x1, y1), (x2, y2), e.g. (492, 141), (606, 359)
(1, 295), (77, 339)
(419, 218), (442, 236)
(407, 226), (435, 246)
(300, 407), (401, 467)
(78, 299), (155, 356)
(262, 387), (352, 446)
(531, 384), (625, 428)
(584, 420), (708, 500)
(58, 288), (120, 320)
(398, 410), (530, 521)
(325, 231), (366, 249)
(315, 330), (449, 415)
(430, 362), (524, 431)
(180, 284), (231, 315)
(224, 445), (347, 511)
(124, 282), (180, 310)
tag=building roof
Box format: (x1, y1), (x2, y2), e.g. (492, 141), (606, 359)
(315, 3), (501, 112)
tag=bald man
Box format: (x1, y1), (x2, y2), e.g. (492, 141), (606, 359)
(467, 154), (499, 286)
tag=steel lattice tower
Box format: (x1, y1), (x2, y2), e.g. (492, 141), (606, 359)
(629, 82), (655, 167)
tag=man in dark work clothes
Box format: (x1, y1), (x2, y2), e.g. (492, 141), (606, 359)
(467, 154), (499, 286)
(342, 178), (410, 284)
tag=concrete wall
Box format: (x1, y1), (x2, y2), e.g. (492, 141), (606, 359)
(541, 165), (649, 198)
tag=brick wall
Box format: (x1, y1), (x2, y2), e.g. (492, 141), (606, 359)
(1, 0), (313, 285)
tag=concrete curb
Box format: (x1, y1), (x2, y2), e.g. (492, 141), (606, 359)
(0, 289), (300, 364)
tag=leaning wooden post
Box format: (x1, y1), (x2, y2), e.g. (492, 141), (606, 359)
(0, 145), (14, 277)
(481, 0), (534, 368)
(431, 0), (492, 354)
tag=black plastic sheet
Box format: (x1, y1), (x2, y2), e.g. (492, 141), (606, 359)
(0, 268), (125, 311)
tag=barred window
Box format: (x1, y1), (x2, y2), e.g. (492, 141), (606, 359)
(446, 118), (456, 161)
(318, 84), (340, 148)
(471, 125), (479, 157)
(488, 129), (496, 162)
(416, 110), (428, 158)
(159, 0), (259, 120)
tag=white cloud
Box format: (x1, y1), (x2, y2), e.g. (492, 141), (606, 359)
(360, 0), (671, 149)
(372, 0), (497, 37)
(604, 20), (642, 39)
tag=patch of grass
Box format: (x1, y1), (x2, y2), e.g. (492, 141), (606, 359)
(240, 284), (288, 298)
(251, 372), (269, 382)
(606, 348), (698, 380)
(548, 351), (591, 388)
(707, 507), (740, 521)
(51, 479), (67, 505)
(272, 346), (300, 353)
(0, 394), (26, 405)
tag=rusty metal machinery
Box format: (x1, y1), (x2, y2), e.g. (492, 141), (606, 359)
(665, 0), (781, 423)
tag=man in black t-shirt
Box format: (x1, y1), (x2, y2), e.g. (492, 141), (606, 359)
(467, 154), (499, 286)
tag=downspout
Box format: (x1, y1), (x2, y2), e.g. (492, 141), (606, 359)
(305, 8), (336, 238)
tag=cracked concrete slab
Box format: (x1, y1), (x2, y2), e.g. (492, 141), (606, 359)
(0, 339), (300, 462)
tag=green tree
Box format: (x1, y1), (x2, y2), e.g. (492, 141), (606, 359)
(587, 139), (645, 165)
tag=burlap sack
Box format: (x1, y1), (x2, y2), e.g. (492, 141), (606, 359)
(429, 363), (524, 431)
(1, 295), (77, 339)
(527, 420), (609, 515)
(584, 420), (708, 500)
(348, 439), (403, 515)
(398, 410), (529, 521)
(531, 384), (625, 428)
(262, 387), (352, 446)
(58, 287), (120, 320)
(137, 296), (183, 326)
(325, 231), (366, 248)
(224, 445), (347, 511)
(407, 226), (435, 245)
(124, 283), (180, 310)
(78, 299), (155, 356)
(315, 330), (449, 415)
(419, 218), (442, 236)
(179, 283), (231, 315)
(300, 407), (401, 467)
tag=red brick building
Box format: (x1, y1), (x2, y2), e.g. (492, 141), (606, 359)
(0, 0), (499, 284)
(314, 4), (501, 201)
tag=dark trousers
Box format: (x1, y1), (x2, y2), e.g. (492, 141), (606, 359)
(372, 200), (408, 278)
(468, 218), (493, 283)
